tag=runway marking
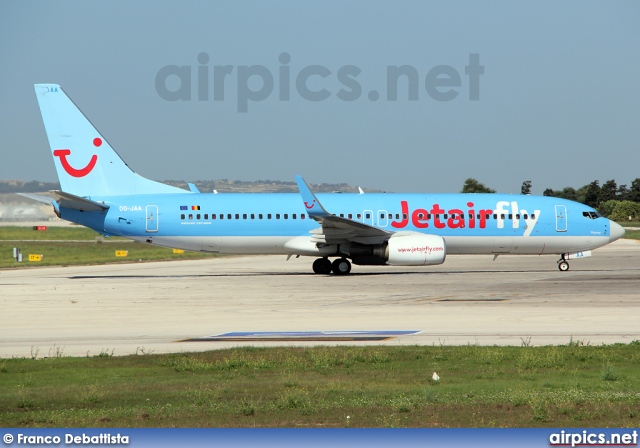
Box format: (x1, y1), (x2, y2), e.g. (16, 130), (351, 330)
(180, 330), (420, 342)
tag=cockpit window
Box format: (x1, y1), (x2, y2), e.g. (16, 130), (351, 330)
(582, 211), (602, 219)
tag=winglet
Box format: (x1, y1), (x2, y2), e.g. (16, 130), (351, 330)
(187, 182), (200, 193)
(295, 176), (331, 220)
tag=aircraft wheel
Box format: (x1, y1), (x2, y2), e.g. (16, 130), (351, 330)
(313, 258), (332, 275)
(558, 261), (569, 272)
(332, 258), (351, 275)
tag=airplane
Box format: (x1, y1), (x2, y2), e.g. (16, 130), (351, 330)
(26, 83), (625, 275)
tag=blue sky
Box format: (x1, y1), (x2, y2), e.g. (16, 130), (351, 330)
(1, 1), (639, 193)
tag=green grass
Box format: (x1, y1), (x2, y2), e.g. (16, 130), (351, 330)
(1, 343), (640, 427)
(617, 221), (640, 228)
(0, 226), (216, 268)
(621, 229), (640, 240)
(0, 225), (124, 241)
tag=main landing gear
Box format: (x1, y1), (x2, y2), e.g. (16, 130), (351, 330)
(557, 255), (570, 272)
(312, 257), (352, 275)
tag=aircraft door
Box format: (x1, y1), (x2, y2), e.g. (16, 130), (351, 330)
(377, 210), (388, 227)
(555, 205), (567, 232)
(146, 205), (158, 232)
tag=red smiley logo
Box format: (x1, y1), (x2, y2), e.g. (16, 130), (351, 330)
(53, 138), (101, 178)
(304, 200), (316, 209)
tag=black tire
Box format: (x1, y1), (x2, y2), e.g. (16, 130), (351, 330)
(313, 258), (332, 274)
(558, 261), (569, 272)
(332, 258), (352, 275)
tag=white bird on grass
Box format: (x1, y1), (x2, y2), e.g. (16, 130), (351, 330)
(432, 372), (440, 382)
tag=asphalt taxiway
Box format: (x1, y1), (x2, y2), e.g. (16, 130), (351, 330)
(1, 239), (638, 358)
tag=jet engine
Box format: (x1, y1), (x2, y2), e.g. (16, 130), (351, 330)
(350, 232), (446, 266)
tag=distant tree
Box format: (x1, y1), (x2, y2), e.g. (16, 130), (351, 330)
(598, 199), (619, 218)
(617, 184), (629, 201)
(461, 178), (496, 193)
(610, 201), (640, 221)
(583, 181), (600, 208)
(542, 187), (577, 201)
(560, 187), (578, 201)
(598, 179), (617, 204)
(629, 178), (640, 203)
(521, 180), (532, 195)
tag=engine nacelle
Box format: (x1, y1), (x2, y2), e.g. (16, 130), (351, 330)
(386, 232), (446, 266)
(350, 232), (446, 266)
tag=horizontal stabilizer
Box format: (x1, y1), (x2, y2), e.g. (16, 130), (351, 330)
(16, 193), (55, 205)
(49, 190), (110, 212)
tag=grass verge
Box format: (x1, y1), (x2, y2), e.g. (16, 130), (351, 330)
(0, 226), (216, 268)
(1, 343), (640, 427)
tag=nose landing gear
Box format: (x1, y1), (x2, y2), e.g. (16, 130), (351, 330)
(557, 255), (569, 271)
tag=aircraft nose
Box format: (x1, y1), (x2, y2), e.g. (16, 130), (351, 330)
(609, 220), (625, 242)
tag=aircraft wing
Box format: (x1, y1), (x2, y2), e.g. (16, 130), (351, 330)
(295, 176), (392, 245)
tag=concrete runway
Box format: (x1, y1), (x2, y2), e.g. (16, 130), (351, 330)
(1, 239), (639, 358)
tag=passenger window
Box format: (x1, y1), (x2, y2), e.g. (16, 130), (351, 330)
(276, 214), (280, 219)
(227, 214), (232, 219)
(259, 214), (263, 219)
(212, 214), (216, 219)
(380, 213), (385, 219)
(197, 214), (201, 219)
(189, 214), (193, 220)
(493, 214), (497, 219)
(235, 214), (239, 219)
(501, 214), (505, 219)
(268, 214), (272, 219)
(531, 213), (536, 219)
(444, 214), (448, 219)
(220, 214), (224, 220)
(523, 214), (528, 219)
(515, 214), (520, 219)
(251, 214), (255, 219)
(301, 215), (305, 219)
(340, 213), (344, 218)
(180, 214), (185, 220)
(284, 214), (288, 219)
(293, 214), (297, 219)
(508, 214), (512, 219)
(348, 213), (353, 219)
(243, 214), (247, 219)
(204, 214), (208, 219)
(357, 213), (362, 219)
(366, 213), (370, 219)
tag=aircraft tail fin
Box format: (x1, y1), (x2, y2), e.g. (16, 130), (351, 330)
(34, 84), (187, 197)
